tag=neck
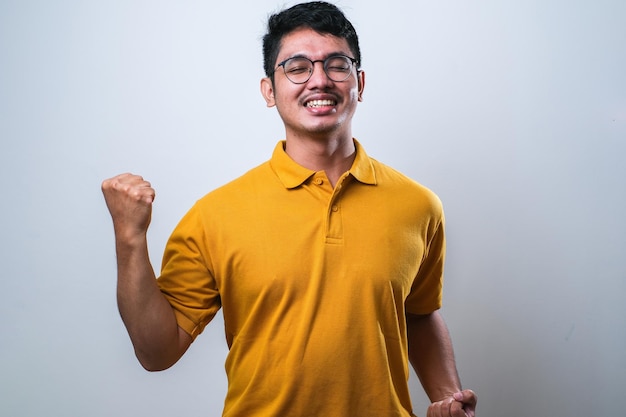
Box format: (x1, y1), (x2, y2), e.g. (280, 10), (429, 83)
(284, 132), (356, 187)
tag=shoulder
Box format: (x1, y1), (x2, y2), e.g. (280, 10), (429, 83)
(369, 157), (443, 213)
(195, 160), (274, 205)
(174, 161), (274, 233)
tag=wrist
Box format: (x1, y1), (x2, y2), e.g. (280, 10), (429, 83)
(114, 229), (148, 252)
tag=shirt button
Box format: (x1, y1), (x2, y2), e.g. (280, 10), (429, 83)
(314, 178), (323, 185)
(332, 205), (339, 212)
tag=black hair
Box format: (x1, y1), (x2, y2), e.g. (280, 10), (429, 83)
(262, 1), (361, 79)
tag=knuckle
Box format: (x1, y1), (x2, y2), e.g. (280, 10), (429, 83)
(130, 189), (143, 200)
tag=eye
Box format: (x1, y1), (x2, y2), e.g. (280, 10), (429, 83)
(284, 58), (311, 74)
(287, 66), (310, 75)
(325, 57), (351, 73)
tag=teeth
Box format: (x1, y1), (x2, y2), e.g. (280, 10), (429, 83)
(306, 99), (336, 108)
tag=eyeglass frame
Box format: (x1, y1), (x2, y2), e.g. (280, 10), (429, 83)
(273, 54), (359, 84)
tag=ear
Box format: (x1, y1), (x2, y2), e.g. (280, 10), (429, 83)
(260, 77), (276, 107)
(357, 70), (365, 102)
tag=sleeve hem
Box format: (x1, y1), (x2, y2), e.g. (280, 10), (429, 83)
(171, 308), (204, 340)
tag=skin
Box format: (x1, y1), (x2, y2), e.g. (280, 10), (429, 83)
(101, 173), (191, 371)
(408, 312), (477, 417)
(260, 28), (365, 186)
(103, 25), (477, 416)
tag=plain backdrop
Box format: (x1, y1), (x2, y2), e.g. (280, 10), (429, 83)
(1, 1), (625, 416)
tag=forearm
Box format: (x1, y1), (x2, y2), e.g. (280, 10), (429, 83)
(115, 235), (189, 371)
(407, 311), (462, 402)
(102, 173), (191, 370)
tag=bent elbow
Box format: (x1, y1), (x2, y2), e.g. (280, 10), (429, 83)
(135, 349), (180, 372)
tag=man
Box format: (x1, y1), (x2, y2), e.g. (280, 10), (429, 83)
(102, 2), (477, 416)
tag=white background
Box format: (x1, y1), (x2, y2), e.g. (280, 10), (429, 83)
(1, 1), (625, 416)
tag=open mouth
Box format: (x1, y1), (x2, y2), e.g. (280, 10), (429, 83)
(305, 99), (337, 108)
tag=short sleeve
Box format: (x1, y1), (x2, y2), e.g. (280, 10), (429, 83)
(405, 209), (446, 315)
(157, 203), (221, 339)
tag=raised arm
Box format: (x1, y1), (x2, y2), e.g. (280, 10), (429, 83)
(102, 173), (191, 371)
(407, 311), (477, 417)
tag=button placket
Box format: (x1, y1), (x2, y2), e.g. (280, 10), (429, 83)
(326, 176), (349, 242)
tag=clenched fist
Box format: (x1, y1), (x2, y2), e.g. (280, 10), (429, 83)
(101, 173), (155, 241)
(427, 390), (477, 417)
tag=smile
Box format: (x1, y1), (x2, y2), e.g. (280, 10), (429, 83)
(306, 99), (336, 108)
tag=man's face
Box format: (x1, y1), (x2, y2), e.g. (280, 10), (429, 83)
(261, 27), (365, 139)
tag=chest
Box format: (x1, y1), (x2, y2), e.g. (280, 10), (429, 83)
(210, 180), (432, 312)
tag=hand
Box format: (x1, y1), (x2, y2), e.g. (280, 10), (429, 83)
(101, 173), (155, 239)
(427, 390), (477, 417)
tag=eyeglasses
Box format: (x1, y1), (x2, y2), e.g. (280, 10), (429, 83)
(275, 55), (358, 84)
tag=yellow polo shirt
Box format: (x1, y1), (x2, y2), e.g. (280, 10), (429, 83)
(157, 140), (445, 417)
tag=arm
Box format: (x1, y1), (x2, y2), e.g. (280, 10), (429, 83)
(407, 311), (477, 417)
(102, 173), (192, 371)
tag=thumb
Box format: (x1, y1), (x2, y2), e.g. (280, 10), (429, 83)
(453, 390), (477, 416)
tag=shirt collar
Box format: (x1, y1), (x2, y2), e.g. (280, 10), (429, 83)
(270, 139), (377, 189)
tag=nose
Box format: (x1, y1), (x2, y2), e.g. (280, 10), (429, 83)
(307, 61), (334, 87)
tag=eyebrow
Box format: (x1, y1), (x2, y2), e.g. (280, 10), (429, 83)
(282, 51), (351, 61)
